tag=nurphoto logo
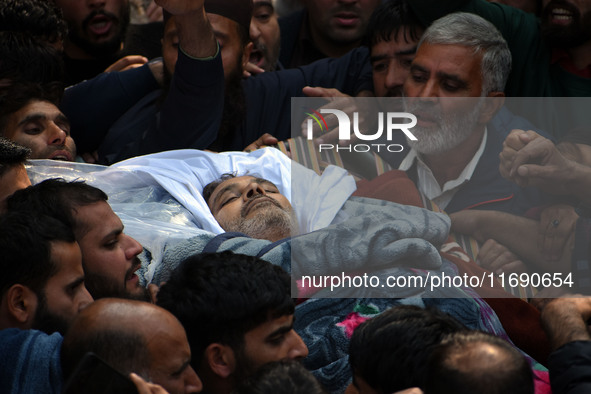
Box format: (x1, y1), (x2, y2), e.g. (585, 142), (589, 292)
(304, 108), (418, 153)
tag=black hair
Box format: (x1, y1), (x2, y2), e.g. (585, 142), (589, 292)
(0, 211), (75, 298)
(0, 0), (67, 45)
(425, 331), (534, 394)
(0, 81), (64, 136)
(0, 32), (65, 86)
(349, 305), (467, 392)
(0, 137), (30, 178)
(363, 0), (424, 48)
(157, 252), (294, 367)
(7, 178), (108, 236)
(236, 360), (327, 394)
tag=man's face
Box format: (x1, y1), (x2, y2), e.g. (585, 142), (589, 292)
(32, 241), (93, 335)
(54, 0), (130, 57)
(236, 314), (308, 377)
(250, 0), (281, 71)
(162, 14), (247, 82)
(371, 28), (422, 97)
(2, 100), (77, 161)
(0, 165), (31, 213)
(541, 0), (591, 47)
(145, 314), (203, 394)
(207, 176), (296, 242)
(74, 201), (147, 300)
(403, 43), (486, 155)
(303, 0), (381, 44)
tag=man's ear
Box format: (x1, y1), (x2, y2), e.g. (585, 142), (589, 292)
(478, 92), (505, 124)
(242, 42), (254, 72)
(204, 343), (236, 378)
(5, 284), (37, 327)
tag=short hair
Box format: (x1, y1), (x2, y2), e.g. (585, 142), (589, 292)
(157, 252), (294, 365)
(0, 32), (65, 86)
(0, 0), (67, 45)
(236, 360), (327, 394)
(6, 178), (108, 236)
(0, 81), (64, 136)
(425, 331), (534, 394)
(61, 329), (150, 381)
(0, 211), (75, 298)
(202, 172), (238, 206)
(418, 12), (512, 94)
(0, 137), (30, 178)
(364, 0), (424, 48)
(349, 305), (467, 392)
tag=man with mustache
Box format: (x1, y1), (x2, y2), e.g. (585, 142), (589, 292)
(391, 12), (547, 214)
(279, 0), (381, 68)
(7, 179), (150, 301)
(408, 0), (591, 99)
(248, 0), (281, 73)
(0, 82), (77, 162)
(203, 174), (297, 241)
(54, 0), (163, 85)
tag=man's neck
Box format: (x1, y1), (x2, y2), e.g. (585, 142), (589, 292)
(421, 127), (486, 188)
(568, 40), (591, 70)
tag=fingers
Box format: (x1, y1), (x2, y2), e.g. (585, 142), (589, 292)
(81, 151), (98, 164)
(499, 129), (543, 185)
(477, 239), (525, 274)
(538, 205), (579, 260)
(130, 373), (170, 394)
(104, 56), (148, 73)
(148, 284), (160, 304)
(243, 133), (279, 152)
(244, 62), (265, 78)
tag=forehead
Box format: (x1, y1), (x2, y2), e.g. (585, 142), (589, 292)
(213, 176), (277, 194)
(74, 201), (121, 234)
(207, 13), (240, 40)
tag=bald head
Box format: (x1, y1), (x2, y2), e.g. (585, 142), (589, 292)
(425, 331), (533, 394)
(62, 299), (202, 394)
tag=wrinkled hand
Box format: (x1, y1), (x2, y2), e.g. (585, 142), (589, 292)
(301, 86), (378, 146)
(104, 55), (148, 73)
(244, 133), (279, 152)
(130, 373), (169, 394)
(148, 283), (160, 304)
(477, 239), (527, 274)
(538, 204), (579, 261)
(499, 129), (574, 194)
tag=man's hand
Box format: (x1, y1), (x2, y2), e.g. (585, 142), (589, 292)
(477, 239), (527, 275)
(130, 373), (169, 394)
(538, 204), (579, 261)
(243, 62), (265, 78)
(541, 296), (591, 350)
(146, 1), (164, 22)
(301, 86), (378, 146)
(243, 133), (279, 152)
(105, 55), (148, 73)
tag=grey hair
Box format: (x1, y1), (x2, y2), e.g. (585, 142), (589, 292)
(418, 12), (511, 95)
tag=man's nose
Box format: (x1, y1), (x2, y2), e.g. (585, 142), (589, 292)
(243, 183), (266, 199)
(47, 123), (67, 146)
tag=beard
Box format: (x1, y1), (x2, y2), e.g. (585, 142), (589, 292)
(84, 259), (150, 301)
(32, 292), (70, 335)
(404, 97), (485, 155)
(222, 196), (298, 241)
(67, 4), (131, 58)
(541, 0), (591, 48)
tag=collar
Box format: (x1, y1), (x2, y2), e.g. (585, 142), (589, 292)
(399, 129), (488, 209)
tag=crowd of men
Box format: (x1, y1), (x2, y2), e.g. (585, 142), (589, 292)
(2, 0), (591, 392)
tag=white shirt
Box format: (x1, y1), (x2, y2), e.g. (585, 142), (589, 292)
(399, 129), (488, 210)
